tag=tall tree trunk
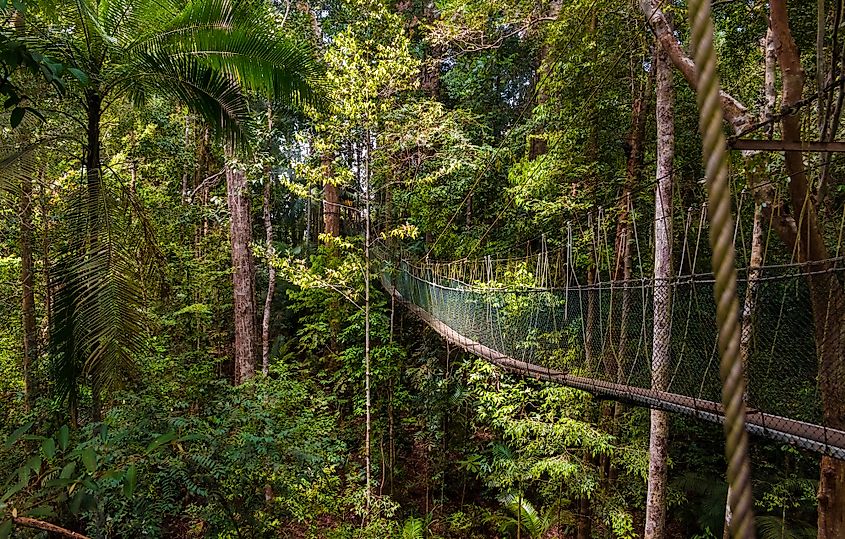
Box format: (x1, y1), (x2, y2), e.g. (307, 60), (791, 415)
(642, 2), (845, 532)
(261, 179), (276, 376)
(725, 32), (775, 538)
(769, 3), (845, 536)
(585, 264), (597, 366)
(298, 1), (339, 242)
(20, 170), (37, 409)
(577, 453), (593, 539)
(599, 71), (649, 479)
(322, 154), (341, 237)
(610, 72), (649, 374)
(226, 160), (258, 385)
(40, 177), (51, 357)
(645, 45), (674, 539)
(86, 91), (103, 238)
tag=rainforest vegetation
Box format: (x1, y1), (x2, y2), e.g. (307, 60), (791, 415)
(0, 0), (843, 537)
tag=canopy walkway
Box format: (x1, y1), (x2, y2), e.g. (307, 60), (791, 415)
(380, 253), (845, 460)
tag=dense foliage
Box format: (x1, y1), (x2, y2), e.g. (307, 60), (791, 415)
(0, 0), (840, 537)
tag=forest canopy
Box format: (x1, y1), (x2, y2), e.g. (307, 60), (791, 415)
(0, 0), (843, 537)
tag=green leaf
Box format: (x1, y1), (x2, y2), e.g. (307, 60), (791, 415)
(123, 465), (137, 498)
(58, 426), (69, 451)
(67, 68), (89, 84)
(42, 438), (56, 459)
(60, 461), (76, 479)
(25, 455), (41, 474)
(0, 480), (26, 503)
(69, 490), (85, 514)
(10, 107), (25, 128)
(25, 506), (55, 518)
(17, 466), (30, 486)
(43, 477), (74, 488)
(4, 422), (33, 449)
(0, 520), (11, 539)
(146, 432), (177, 453)
(81, 448), (97, 473)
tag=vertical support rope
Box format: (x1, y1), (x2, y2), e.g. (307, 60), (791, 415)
(686, 0), (756, 537)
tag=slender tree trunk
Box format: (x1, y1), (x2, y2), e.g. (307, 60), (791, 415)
(80, 91), (104, 421)
(20, 170), (37, 409)
(261, 179), (276, 376)
(322, 151), (341, 351)
(725, 34), (775, 537)
(226, 159), (258, 385)
(642, 2), (845, 532)
(599, 71), (649, 480)
(645, 45), (674, 539)
(577, 453), (593, 539)
(322, 154), (341, 237)
(609, 74), (649, 376)
(764, 28), (777, 139)
(86, 91), (103, 238)
(364, 128), (373, 510)
(40, 177), (51, 354)
(585, 264), (597, 366)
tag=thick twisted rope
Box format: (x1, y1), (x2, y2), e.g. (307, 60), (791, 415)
(686, 0), (756, 537)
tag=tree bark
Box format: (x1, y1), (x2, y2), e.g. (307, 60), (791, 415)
(585, 264), (597, 366)
(85, 91), (103, 238)
(725, 34), (774, 536)
(608, 72), (649, 382)
(226, 161), (258, 385)
(769, 3), (845, 536)
(261, 179), (276, 376)
(645, 45), (674, 539)
(13, 517), (90, 539)
(20, 169), (37, 409)
(640, 0), (752, 134)
(643, 1), (845, 532)
(322, 154), (341, 238)
(764, 28), (777, 139)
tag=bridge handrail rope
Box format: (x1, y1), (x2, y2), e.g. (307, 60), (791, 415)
(395, 248), (845, 292)
(378, 259), (845, 459)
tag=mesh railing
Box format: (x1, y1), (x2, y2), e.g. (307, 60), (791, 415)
(381, 259), (845, 459)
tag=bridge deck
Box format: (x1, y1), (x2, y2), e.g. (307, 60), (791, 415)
(384, 281), (845, 461)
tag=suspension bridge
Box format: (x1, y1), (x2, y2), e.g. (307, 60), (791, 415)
(377, 228), (845, 461)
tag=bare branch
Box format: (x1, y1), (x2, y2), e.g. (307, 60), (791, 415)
(640, 0), (753, 134)
(13, 517), (91, 539)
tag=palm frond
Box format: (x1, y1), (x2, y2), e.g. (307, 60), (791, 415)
(756, 515), (817, 539)
(50, 182), (148, 407)
(401, 516), (427, 539)
(126, 51), (249, 144)
(0, 136), (43, 202)
(170, 27), (326, 109)
(51, 246), (146, 400)
(498, 492), (545, 538)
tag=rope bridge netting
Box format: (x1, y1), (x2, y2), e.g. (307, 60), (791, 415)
(378, 250), (845, 460)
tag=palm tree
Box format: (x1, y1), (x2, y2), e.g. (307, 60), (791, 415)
(10, 0), (323, 417)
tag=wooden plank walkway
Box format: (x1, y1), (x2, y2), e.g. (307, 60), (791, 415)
(383, 279), (845, 460)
